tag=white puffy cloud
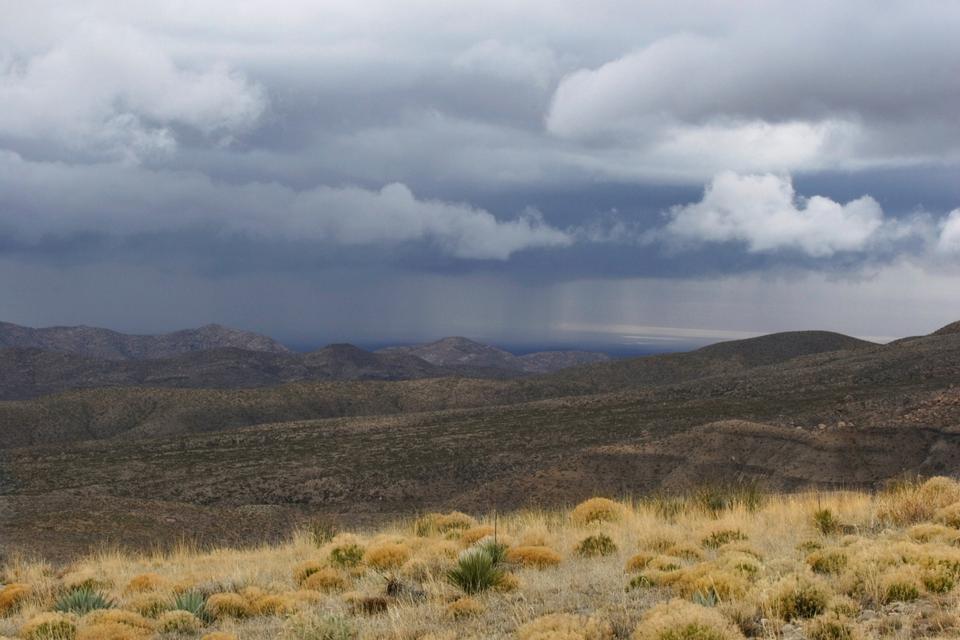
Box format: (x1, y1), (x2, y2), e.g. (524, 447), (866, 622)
(0, 21), (265, 160)
(0, 151), (570, 260)
(937, 210), (960, 255)
(662, 172), (887, 256)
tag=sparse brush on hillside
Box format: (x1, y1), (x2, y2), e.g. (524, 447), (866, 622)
(7, 480), (960, 639)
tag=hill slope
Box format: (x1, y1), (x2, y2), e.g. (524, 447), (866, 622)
(377, 337), (611, 373)
(0, 321), (290, 360)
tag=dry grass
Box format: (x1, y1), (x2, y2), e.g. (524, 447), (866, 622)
(6, 479), (960, 639)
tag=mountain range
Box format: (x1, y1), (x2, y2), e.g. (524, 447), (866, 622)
(0, 322), (611, 399)
(3, 320), (959, 559)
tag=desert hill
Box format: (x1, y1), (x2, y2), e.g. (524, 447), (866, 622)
(376, 336), (610, 373)
(0, 321), (290, 360)
(3, 323), (958, 557)
(0, 323), (620, 399)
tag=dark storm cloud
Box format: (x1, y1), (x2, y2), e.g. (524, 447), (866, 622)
(2, 1), (960, 342)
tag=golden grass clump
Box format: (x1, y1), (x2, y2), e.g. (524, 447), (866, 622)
(302, 566), (347, 592)
(204, 592), (250, 619)
(0, 583), (30, 616)
(805, 614), (859, 640)
(125, 593), (168, 618)
(364, 541), (412, 570)
(156, 610), (202, 633)
(516, 613), (614, 640)
(415, 511), (478, 536)
(76, 623), (150, 640)
(124, 573), (165, 593)
(631, 599), (745, 640)
(200, 633), (238, 640)
(293, 560), (326, 584)
(878, 476), (960, 525)
(80, 609), (153, 631)
(460, 525), (495, 545)
(445, 596), (484, 619)
(506, 545), (562, 569)
(934, 501), (960, 528)
(806, 549), (848, 575)
(668, 563), (750, 601)
(570, 497), (624, 526)
(879, 567), (922, 603)
(20, 612), (77, 640)
(250, 593), (296, 616)
(768, 575), (831, 621)
(626, 552), (655, 573)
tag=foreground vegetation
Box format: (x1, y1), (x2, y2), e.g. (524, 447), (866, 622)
(5, 479), (960, 639)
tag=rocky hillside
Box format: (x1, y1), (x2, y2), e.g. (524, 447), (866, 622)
(0, 321), (290, 360)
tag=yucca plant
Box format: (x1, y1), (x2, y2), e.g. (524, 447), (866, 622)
(173, 590), (211, 622)
(446, 548), (505, 594)
(54, 586), (113, 614)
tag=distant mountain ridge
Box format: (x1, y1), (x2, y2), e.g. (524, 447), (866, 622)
(0, 323), (615, 399)
(0, 321), (290, 360)
(376, 336), (611, 373)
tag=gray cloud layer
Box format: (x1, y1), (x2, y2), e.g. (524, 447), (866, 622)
(2, 1), (959, 341)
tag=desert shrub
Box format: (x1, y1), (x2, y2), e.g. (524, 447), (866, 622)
(303, 567), (347, 592)
(878, 476), (960, 525)
(20, 613), (77, 640)
(205, 592), (249, 619)
(125, 573), (164, 593)
(284, 611), (355, 640)
(446, 548), (505, 594)
(806, 615), (857, 640)
(935, 501), (960, 528)
(576, 533), (618, 557)
(571, 498), (624, 525)
(173, 590), (208, 620)
(667, 563), (750, 601)
(305, 517), (339, 546)
(813, 509), (839, 535)
(632, 598), (745, 640)
(517, 612), (614, 640)
(798, 540), (823, 553)
(769, 576), (830, 621)
(701, 529), (747, 549)
(881, 569), (921, 603)
(126, 593), (168, 618)
(330, 544), (365, 568)
(626, 553), (655, 572)
(445, 596), (484, 618)
(0, 583), (30, 616)
(649, 555), (684, 571)
(363, 542), (411, 570)
(54, 586), (114, 614)
(506, 545), (562, 569)
(922, 566), (955, 593)
(414, 512), (477, 536)
(807, 549), (848, 575)
(693, 480), (765, 516)
(156, 610), (202, 633)
(906, 523), (958, 542)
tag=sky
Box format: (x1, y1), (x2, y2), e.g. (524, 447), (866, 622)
(1, 1), (959, 350)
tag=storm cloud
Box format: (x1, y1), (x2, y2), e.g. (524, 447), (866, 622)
(2, 1), (959, 345)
